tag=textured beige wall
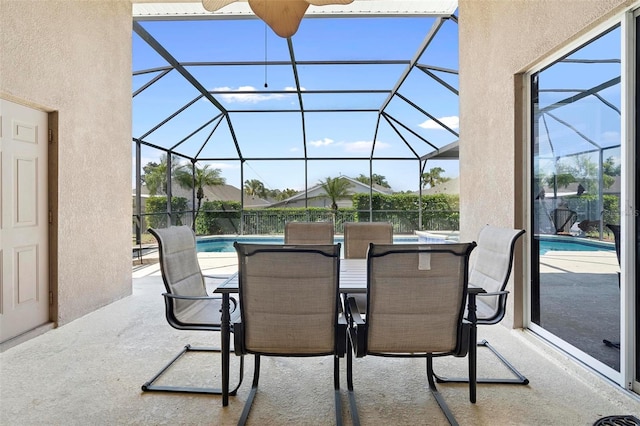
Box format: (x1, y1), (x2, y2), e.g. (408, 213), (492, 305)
(1, 0), (133, 325)
(458, 0), (633, 328)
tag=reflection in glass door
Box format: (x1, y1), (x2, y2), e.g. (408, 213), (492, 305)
(530, 26), (622, 376)
(634, 12), (639, 390)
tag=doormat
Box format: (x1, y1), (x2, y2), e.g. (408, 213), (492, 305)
(593, 415), (640, 426)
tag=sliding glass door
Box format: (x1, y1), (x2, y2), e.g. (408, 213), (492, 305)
(530, 26), (623, 378)
(634, 11), (639, 392)
(530, 9), (638, 391)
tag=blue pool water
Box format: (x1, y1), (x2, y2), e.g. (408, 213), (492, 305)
(197, 235), (418, 253)
(538, 237), (614, 255)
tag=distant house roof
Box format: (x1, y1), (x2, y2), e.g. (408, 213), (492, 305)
(540, 175), (621, 198)
(134, 183), (270, 208)
(269, 176), (392, 208)
(423, 177), (459, 195)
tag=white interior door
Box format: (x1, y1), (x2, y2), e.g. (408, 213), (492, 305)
(0, 99), (49, 343)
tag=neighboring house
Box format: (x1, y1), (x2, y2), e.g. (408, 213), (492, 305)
(422, 177), (459, 195)
(269, 176), (393, 208)
(133, 183), (271, 211)
(539, 175), (621, 198)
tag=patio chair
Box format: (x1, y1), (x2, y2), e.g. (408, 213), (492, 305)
(343, 222), (393, 259)
(345, 242), (480, 425)
(284, 221), (334, 244)
(142, 226), (244, 395)
(434, 225), (528, 385)
(551, 207), (577, 234)
(343, 222), (393, 312)
(603, 224), (620, 349)
(232, 242), (350, 426)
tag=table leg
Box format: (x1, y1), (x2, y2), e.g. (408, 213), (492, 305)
(221, 292), (230, 406)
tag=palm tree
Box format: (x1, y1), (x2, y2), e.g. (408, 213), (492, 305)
(421, 167), (451, 189)
(144, 154), (182, 195)
(319, 176), (352, 213)
(174, 163), (226, 226)
(355, 173), (391, 188)
(244, 179), (266, 198)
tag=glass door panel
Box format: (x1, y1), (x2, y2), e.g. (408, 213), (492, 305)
(530, 26), (622, 372)
(634, 12), (639, 389)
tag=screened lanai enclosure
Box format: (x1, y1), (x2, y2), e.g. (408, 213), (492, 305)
(132, 1), (461, 243)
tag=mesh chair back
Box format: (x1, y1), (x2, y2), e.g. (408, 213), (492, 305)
(344, 222), (393, 259)
(552, 207), (577, 234)
(149, 226), (207, 314)
(365, 243), (475, 354)
(468, 225), (525, 320)
(235, 243), (341, 355)
(284, 221), (334, 244)
(606, 224), (621, 265)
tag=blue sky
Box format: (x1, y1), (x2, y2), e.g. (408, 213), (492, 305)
(133, 14), (460, 192)
(534, 24), (622, 182)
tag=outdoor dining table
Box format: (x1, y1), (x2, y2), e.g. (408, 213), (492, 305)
(214, 258), (367, 406)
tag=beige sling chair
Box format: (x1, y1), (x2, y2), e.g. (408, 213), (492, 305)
(232, 242), (351, 426)
(284, 221), (334, 244)
(142, 226), (244, 395)
(345, 242), (480, 425)
(433, 225), (528, 385)
(343, 221), (393, 312)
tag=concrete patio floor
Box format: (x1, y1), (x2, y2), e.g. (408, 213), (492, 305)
(1, 255), (639, 425)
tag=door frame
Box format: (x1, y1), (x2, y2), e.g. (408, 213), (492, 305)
(0, 97), (57, 351)
(523, 6), (638, 392)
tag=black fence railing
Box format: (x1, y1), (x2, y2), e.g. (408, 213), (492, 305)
(133, 209), (459, 248)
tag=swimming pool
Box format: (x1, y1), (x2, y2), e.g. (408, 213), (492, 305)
(197, 235), (419, 253)
(538, 236), (615, 255)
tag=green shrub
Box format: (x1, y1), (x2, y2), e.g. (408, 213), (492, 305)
(145, 196), (188, 229)
(196, 200), (241, 235)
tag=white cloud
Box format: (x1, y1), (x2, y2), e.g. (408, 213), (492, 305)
(308, 138), (390, 153)
(309, 138), (336, 147)
(601, 131), (620, 143)
(344, 140), (390, 152)
(290, 147), (300, 152)
(419, 115), (459, 130)
(213, 86), (293, 104)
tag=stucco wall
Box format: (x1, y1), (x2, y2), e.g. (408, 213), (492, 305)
(458, 0), (633, 327)
(1, 1), (133, 325)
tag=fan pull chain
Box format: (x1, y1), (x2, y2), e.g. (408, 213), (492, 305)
(264, 23), (268, 88)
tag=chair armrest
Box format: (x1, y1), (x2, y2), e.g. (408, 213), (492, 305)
(476, 290), (509, 298)
(203, 274), (233, 280)
(345, 296), (367, 357)
(233, 321), (245, 355)
(162, 293), (238, 313)
(454, 319), (471, 357)
(163, 293), (221, 301)
(336, 314), (347, 356)
(345, 296), (365, 325)
(466, 287), (486, 324)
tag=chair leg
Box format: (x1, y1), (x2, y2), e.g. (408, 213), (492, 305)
(237, 355), (260, 426)
(333, 354), (344, 426)
(433, 339), (529, 385)
(346, 339), (360, 426)
(426, 356), (459, 426)
(603, 339), (620, 349)
(238, 355), (345, 426)
(141, 344), (245, 395)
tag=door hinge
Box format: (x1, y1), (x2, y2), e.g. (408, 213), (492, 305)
(49, 291), (53, 306)
(48, 210), (53, 224)
(48, 129), (53, 144)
